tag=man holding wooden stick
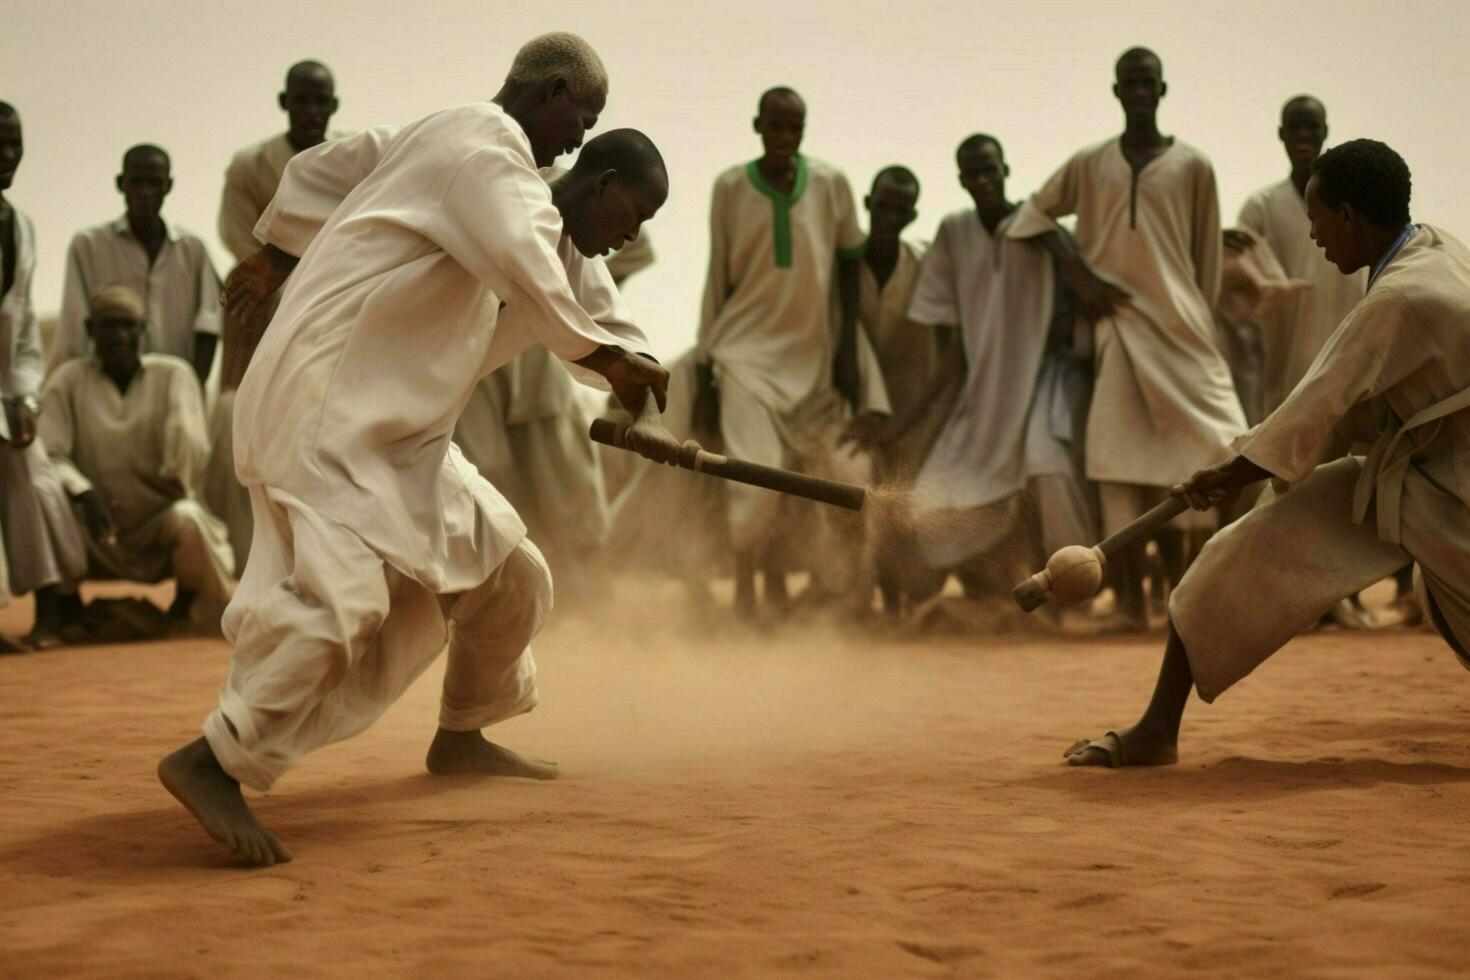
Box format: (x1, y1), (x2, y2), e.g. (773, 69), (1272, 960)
(1066, 140), (1470, 768)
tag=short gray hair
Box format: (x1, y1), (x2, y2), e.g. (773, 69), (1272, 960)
(507, 32), (608, 99)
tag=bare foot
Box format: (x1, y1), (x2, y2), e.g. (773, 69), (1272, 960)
(425, 728), (559, 779)
(0, 632), (31, 654)
(158, 737), (292, 866)
(1062, 725), (1178, 768)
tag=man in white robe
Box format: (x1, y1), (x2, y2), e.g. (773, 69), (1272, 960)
(1006, 47), (1245, 628)
(39, 285), (235, 631)
(158, 34), (679, 867)
(207, 59), (344, 570)
(1233, 96), (1366, 416)
(691, 86), (886, 616)
(1065, 141), (1470, 768)
(0, 102), (87, 650)
(884, 134), (1094, 605)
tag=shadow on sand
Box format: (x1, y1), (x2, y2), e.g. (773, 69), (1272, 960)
(0, 770), (555, 877)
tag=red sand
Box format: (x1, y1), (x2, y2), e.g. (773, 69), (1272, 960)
(3, 586), (1470, 977)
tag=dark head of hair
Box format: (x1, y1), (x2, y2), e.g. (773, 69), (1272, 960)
(1115, 46), (1163, 78)
(956, 132), (1004, 163)
(757, 86), (805, 116)
(871, 164), (920, 197)
(285, 59), (334, 89)
(576, 128), (668, 190)
(1280, 93), (1325, 122)
(122, 143), (170, 173)
(1310, 139), (1411, 228)
(0, 101), (17, 121)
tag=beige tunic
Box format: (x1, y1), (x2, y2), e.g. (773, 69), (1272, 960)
(39, 354), (233, 583)
(1172, 225), (1470, 700)
(1238, 178), (1367, 412)
(1008, 138), (1245, 487)
(53, 218), (221, 369)
(0, 203), (87, 600)
(860, 239), (936, 445)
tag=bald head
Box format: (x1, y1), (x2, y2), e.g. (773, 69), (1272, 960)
(1281, 93), (1325, 124)
(286, 59), (333, 90)
(556, 128), (668, 259)
(574, 128), (668, 193)
(758, 86), (805, 116)
(1115, 46), (1163, 79)
(507, 32), (608, 101)
(0, 101), (17, 121)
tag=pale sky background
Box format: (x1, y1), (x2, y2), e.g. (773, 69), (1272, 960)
(5, 0), (1468, 358)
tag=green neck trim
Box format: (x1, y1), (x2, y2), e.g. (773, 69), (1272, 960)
(745, 155), (809, 268)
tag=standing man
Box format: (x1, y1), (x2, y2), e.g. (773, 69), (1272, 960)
(53, 145), (221, 380)
(1006, 48), (1245, 629)
(158, 34), (679, 867)
(208, 60), (342, 570)
(694, 86), (887, 618)
(873, 134), (1094, 607)
(1067, 141), (1470, 768)
(1233, 95), (1366, 415)
(0, 102), (88, 650)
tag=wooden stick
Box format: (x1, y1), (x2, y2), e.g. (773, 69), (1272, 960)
(589, 418), (866, 512)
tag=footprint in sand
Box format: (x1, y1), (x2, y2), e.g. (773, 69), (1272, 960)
(895, 941), (983, 964)
(1330, 883), (1387, 899)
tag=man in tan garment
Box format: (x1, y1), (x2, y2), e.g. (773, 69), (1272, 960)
(1006, 47), (1244, 628)
(1066, 141), (1470, 767)
(207, 60), (342, 571)
(40, 285), (234, 631)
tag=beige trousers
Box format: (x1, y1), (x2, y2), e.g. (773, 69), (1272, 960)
(205, 486), (552, 791)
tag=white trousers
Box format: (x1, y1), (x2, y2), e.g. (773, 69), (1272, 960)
(204, 486), (552, 792)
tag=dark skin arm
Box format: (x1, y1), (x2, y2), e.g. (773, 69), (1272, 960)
(192, 332), (217, 382)
(7, 397), (38, 448)
(75, 488), (117, 542)
(1173, 455), (1271, 511)
(1222, 229), (1255, 253)
(1031, 230), (1130, 321)
(832, 255), (861, 408)
(221, 244), (299, 320)
(691, 358), (720, 447)
(573, 345), (680, 465)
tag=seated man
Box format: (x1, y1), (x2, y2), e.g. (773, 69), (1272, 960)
(1066, 140), (1470, 767)
(39, 285), (234, 632)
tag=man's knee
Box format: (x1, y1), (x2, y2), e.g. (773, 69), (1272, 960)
(161, 498), (212, 545)
(451, 540), (555, 651)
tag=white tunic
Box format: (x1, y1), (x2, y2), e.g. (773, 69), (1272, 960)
(909, 209), (1079, 511)
(1238, 178), (1367, 412)
(697, 155), (871, 416)
(240, 102), (651, 594)
(1008, 138), (1245, 486)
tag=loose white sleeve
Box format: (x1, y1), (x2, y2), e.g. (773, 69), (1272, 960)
(253, 126), (401, 257)
(425, 146), (635, 370)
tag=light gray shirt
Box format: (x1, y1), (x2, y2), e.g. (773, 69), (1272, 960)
(53, 216), (221, 370)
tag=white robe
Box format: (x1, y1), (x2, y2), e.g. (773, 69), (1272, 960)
(209, 103), (652, 790)
(1008, 138), (1245, 490)
(1238, 178), (1367, 413)
(907, 208), (1095, 565)
(0, 203), (87, 602)
(1172, 225), (1470, 700)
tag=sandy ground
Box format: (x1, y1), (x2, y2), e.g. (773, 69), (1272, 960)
(3, 583), (1470, 978)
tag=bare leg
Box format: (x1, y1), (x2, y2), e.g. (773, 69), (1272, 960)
(425, 728), (558, 779)
(158, 736), (292, 866)
(1063, 621), (1191, 767)
(734, 550), (757, 620)
(1110, 550), (1149, 630)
